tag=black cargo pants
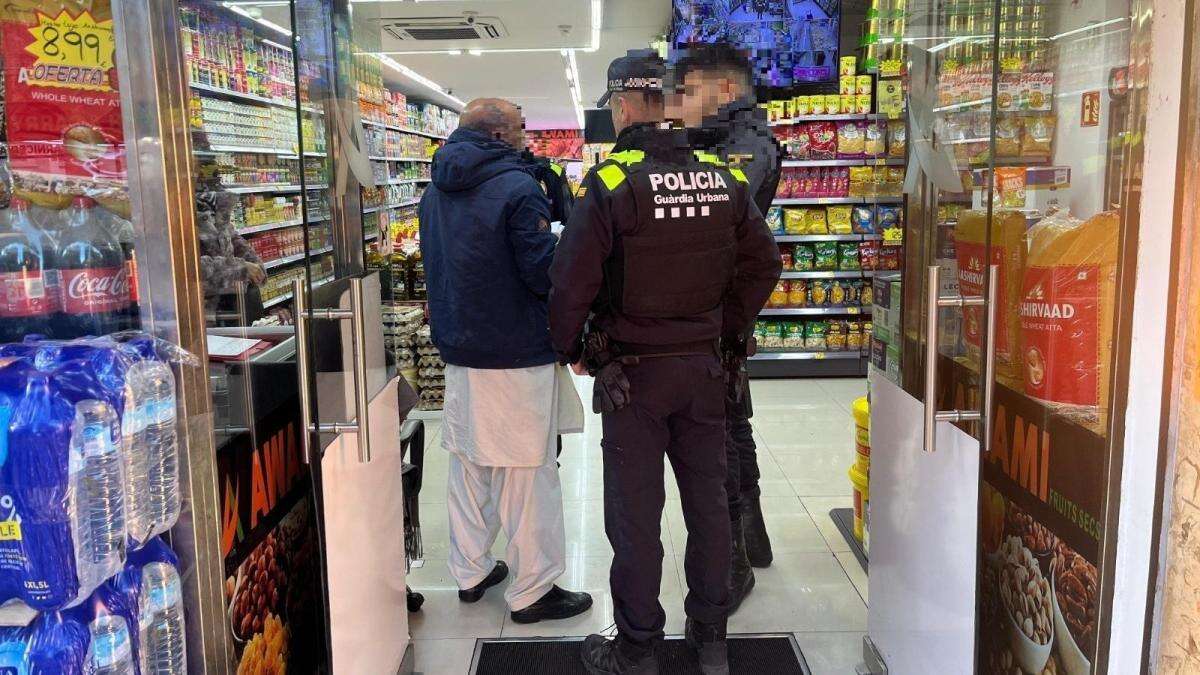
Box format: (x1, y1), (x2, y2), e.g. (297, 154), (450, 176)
(600, 354), (732, 645)
(725, 388), (761, 520)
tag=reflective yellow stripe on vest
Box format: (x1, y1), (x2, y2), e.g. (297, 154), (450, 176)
(596, 163), (627, 191)
(550, 162), (565, 176)
(607, 150), (645, 166)
(694, 151), (725, 166)
(729, 168), (749, 184)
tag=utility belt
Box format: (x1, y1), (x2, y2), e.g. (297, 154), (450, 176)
(583, 332), (722, 414)
(615, 339), (719, 359)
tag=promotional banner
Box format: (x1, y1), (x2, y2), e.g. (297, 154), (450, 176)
(218, 396), (326, 674)
(939, 358), (1104, 675)
(526, 128), (584, 160)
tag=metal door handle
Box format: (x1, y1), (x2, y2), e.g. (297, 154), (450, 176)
(922, 265), (998, 452)
(293, 277), (374, 464)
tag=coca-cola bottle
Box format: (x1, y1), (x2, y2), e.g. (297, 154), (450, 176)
(0, 198), (60, 342)
(55, 197), (131, 338)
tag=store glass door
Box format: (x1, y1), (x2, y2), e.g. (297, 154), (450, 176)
(869, 1), (1144, 674)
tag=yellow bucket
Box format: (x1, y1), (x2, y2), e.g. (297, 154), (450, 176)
(852, 396), (870, 472)
(848, 464), (870, 542)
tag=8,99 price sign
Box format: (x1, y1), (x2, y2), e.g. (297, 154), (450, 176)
(23, 10), (115, 90)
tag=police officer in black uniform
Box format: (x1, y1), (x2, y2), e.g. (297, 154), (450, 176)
(548, 51), (782, 675)
(670, 43), (785, 611)
(523, 150), (576, 224)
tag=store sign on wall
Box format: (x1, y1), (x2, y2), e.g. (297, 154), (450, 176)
(1081, 91), (1101, 127)
(527, 128), (584, 160)
(939, 358), (1104, 674)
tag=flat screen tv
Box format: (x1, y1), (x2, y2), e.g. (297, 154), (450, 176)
(671, 0), (842, 87)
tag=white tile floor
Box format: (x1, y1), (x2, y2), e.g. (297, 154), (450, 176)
(408, 377), (868, 675)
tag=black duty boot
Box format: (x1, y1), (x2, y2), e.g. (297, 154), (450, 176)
(458, 561), (508, 603)
(729, 517), (755, 615)
(509, 585), (594, 624)
(581, 633), (659, 675)
(741, 496), (774, 568)
(685, 618), (729, 675)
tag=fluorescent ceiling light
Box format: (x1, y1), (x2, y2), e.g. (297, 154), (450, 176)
(448, 49), (462, 55)
(467, 49), (482, 56)
(564, 49), (585, 129)
(376, 54), (466, 108)
(1048, 17), (1127, 41)
(590, 0), (602, 51)
(224, 2), (292, 37)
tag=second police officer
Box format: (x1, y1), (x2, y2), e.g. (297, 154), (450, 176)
(548, 51), (782, 675)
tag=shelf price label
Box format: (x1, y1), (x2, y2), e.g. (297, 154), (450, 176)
(24, 10), (115, 91)
(846, 307), (860, 315)
(813, 352), (826, 360)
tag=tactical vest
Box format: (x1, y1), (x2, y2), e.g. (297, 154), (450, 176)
(598, 150), (747, 319)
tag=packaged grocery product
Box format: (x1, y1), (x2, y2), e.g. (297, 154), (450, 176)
(806, 208), (829, 234)
(814, 242), (839, 270)
(856, 94), (873, 115)
(840, 95), (855, 114)
(994, 167), (1027, 209)
(825, 95), (841, 115)
(877, 205), (902, 231)
(785, 209), (807, 235)
(888, 120), (908, 157)
(995, 117), (1022, 157)
(779, 248), (793, 270)
(860, 281), (874, 306)
(838, 242), (862, 270)
(841, 56), (858, 77)
(837, 121), (866, 158)
(828, 322), (848, 351)
(755, 321), (769, 341)
(788, 281), (808, 307)
(810, 96), (827, 115)
(809, 122), (838, 159)
(847, 322), (865, 351)
(830, 280), (848, 306)
(884, 167), (906, 196)
(856, 75), (873, 96)
(809, 279), (832, 306)
(833, 167), (851, 196)
(846, 280), (862, 306)
(840, 76), (856, 96)
(864, 121), (887, 157)
(766, 206), (785, 233)
(1020, 210), (1119, 431)
(881, 245), (901, 270)
(783, 323), (805, 348)
(805, 321), (829, 350)
(763, 322), (784, 348)
(792, 125), (812, 159)
(955, 209), (1028, 382)
(795, 96), (811, 117)
(768, 101), (786, 122)
(769, 281), (790, 308)
(859, 241), (880, 270)
(852, 205), (876, 234)
(773, 126), (793, 155)
(828, 206), (853, 234)
(794, 244), (815, 271)
(849, 167), (873, 197)
(779, 169), (798, 198)
(1022, 114), (1055, 157)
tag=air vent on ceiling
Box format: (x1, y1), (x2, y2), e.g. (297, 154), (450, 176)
(383, 16), (508, 41)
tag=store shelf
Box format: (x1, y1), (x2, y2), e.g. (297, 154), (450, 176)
(224, 184), (303, 195)
(362, 119), (449, 140)
(363, 198), (421, 213)
(773, 195), (904, 206)
(238, 218), (303, 235)
(262, 276), (334, 309)
(387, 178), (431, 185)
(751, 351), (865, 361)
(769, 113), (887, 126)
(759, 307), (870, 316)
(263, 245), (333, 270)
(780, 271), (866, 280)
(774, 234), (876, 242)
(194, 145), (296, 156)
(190, 82), (297, 110)
(369, 156), (433, 163)
(782, 158), (906, 168)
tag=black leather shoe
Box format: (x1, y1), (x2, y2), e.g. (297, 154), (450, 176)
(729, 517), (755, 615)
(685, 618), (729, 675)
(510, 585), (593, 624)
(741, 496), (774, 568)
(458, 561), (508, 603)
(581, 633), (658, 674)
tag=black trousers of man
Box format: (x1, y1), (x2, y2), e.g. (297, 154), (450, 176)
(725, 391), (761, 519)
(601, 355), (732, 645)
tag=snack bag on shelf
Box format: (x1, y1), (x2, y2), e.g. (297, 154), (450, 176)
(792, 125), (812, 159)
(847, 322), (865, 351)
(888, 120), (908, 157)
(769, 281), (790, 308)
(830, 281), (849, 306)
(877, 205), (903, 232)
(838, 242), (862, 270)
(788, 281), (809, 307)
(852, 205), (877, 234)
(837, 121), (866, 158)
(810, 279), (833, 306)
(828, 206), (853, 234)
(783, 323), (805, 349)
(799, 168), (818, 197)
(861, 282), (874, 306)
(794, 244), (815, 271)
(809, 123), (838, 159)
(828, 322), (848, 351)
(785, 209), (807, 235)
(1020, 210), (1119, 432)
(1022, 114), (1055, 157)
(994, 167), (1027, 209)
(779, 247), (794, 270)
(813, 242), (839, 271)
(865, 121), (887, 157)
(995, 117), (1022, 158)
(766, 206), (785, 234)
(806, 208), (829, 234)
(955, 209), (1027, 383)
(859, 241), (880, 270)
(849, 167), (874, 197)
(804, 322), (829, 351)
(763, 322), (785, 349)
(881, 245), (901, 270)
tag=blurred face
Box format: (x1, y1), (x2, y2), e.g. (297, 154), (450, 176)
(673, 69), (745, 128)
(501, 117), (527, 150)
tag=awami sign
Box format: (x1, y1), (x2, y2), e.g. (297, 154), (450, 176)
(527, 128), (584, 160)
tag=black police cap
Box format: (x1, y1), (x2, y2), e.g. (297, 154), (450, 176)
(596, 49), (666, 108)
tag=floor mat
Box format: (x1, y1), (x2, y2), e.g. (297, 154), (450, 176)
(831, 507), (868, 572)
(469, 635), (810, 675)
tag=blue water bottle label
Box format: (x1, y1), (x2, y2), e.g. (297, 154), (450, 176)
(82, 424), (116, 459)
(0, 639), (29, 675)
(0, 400), (12, 468)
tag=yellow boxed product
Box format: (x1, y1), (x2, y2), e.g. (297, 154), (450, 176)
(855, 94), (873, 115)
(768, 100), (786, 122)
(856, 75), (874, 96)
(825, 94), (841, 115)
(849, 464), (869, 541)
(877, 79), (905, 117)
(810, 96), (827, 115)
(840, 95), (855, 114)
(794, 95), (810, 117)
(840, 55), (857, 77)
(840, 76), (856, 96)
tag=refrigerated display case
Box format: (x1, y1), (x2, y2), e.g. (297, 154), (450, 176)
(864, 1), (1166, 674)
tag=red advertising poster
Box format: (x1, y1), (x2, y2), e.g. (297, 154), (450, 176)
(526, 128), (584, 160)
(1080, 91), (1101, 127)
(1, 0), (127, 212)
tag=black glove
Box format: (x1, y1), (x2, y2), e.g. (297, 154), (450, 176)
(721, 334), (754, 404)
(592, 360), (632, 414)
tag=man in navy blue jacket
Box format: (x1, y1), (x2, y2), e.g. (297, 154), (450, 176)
(419, 98), (592, 624)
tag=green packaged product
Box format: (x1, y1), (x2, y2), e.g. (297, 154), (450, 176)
(783, 323), (805, 348)
(838, 241), (861, 270)
(814, 241), (839, 270)
(794, 244), (815, 271)
(804, 321), (829, 350)
(762, 322), (785, 349)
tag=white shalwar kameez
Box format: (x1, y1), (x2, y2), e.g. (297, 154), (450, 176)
(441, 363), (584, 611)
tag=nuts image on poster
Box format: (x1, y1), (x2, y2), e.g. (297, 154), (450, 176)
(230, 532), (287, 641)
(1053, 541), (1099, 656)
(999, 535), (1053, 646)
(237, 613), (287, 675)
(1007, 502), (1057, 556)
